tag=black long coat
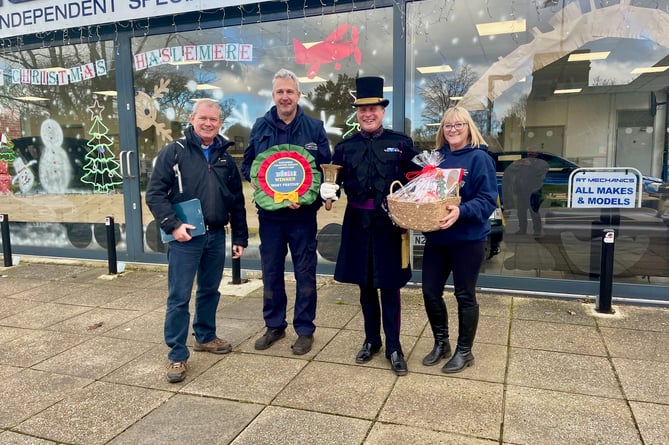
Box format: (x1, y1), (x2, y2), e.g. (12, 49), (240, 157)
(332, 128), (419, 289)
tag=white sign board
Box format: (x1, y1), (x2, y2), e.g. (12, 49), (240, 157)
(568, 168), (642, 208)
(412, 232), (426, 246)
(0, 0), (245, 39)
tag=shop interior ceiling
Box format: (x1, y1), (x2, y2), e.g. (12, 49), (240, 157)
(4, 0), (669, 98)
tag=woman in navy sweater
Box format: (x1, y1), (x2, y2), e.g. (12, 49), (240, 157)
(421, 106), (498, 373)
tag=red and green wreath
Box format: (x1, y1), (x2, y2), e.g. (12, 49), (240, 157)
(250, 144), (321, 211)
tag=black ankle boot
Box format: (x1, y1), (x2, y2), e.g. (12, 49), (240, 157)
(441, 345), (474, 373)
(422, 339), (451, 366)
(441, 305), (479, 374)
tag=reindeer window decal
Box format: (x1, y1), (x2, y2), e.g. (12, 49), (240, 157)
(135, 78), (173, 142)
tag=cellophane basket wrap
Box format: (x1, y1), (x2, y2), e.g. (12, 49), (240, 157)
(386, 151), (463, 232)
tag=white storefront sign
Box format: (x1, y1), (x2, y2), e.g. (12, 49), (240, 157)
(412, 232), (426, 246)
(568, 168), (642, 208)
(0, 0), (245, 39)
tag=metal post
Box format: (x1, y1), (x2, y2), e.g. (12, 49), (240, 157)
(662, 90), (669, 182)
(596, 228), (615, 313)
(105, 216), (118, 275)
(231, 244), (241, 285)
(1, 214), (12, 267)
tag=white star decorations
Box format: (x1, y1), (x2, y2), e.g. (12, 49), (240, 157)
(86, 99), (105, 120)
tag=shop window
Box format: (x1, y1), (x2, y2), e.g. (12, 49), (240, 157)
(1, 42), (118, 196)
(0, 41), (127, 252)
(131, 6), (395, 254)
(406, 0), (669, 283)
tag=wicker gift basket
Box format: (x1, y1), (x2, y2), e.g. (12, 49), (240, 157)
(387, 180), (461, 232)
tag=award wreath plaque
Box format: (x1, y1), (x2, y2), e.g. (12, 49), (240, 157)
(250, 144), (321, 211)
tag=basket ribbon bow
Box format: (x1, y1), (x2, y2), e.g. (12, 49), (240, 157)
(405, 164), (438, 180)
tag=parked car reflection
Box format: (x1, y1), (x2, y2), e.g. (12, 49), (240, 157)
(538, 207), (669, 278)
(486, 150), (669, 278)
(487, 150), (666, 209)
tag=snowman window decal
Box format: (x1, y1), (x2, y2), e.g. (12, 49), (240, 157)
(38, 118), (73, 194)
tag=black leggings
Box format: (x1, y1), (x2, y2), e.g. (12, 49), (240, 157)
(421, 240), (486, 310)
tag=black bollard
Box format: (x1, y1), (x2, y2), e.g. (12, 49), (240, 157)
(105, 216), (118, 275)
(596, 229), (615, 313)
(231, 244), (241, 284)
(1, 214), (12, 267)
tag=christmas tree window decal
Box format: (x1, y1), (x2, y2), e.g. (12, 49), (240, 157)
(0, 133), (16, 195)
(342, 111), (360, 138)
(80, 99), (123, 193)
(342, 89), (360, 138)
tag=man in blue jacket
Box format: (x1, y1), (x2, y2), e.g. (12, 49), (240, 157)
(241, 68), (331, 355)
(147, 99), (248, 383)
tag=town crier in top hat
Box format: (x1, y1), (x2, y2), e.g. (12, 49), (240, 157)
(323, 76), (420, 376)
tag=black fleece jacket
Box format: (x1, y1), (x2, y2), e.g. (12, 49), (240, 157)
(146, 126), (248, 247)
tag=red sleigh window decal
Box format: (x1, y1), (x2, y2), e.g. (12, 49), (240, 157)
(293, 23), (362, 79)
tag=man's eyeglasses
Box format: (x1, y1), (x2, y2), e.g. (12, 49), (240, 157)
(443, 122), (467, 131)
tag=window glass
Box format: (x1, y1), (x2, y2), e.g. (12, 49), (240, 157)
(132, 7), (395, 257)
(406, 0), (669, 285)
(0, 41), (122, 252)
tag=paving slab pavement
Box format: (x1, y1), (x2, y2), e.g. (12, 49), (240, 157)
(1, 258), (668, 444)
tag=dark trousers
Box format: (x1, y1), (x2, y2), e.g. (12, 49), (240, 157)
(164, 229), (226, 362)
(259, 215), (318, 336)
(359, 285), (402, 357)
(517, 191), (542, 234)
(421, 240), (486, 314)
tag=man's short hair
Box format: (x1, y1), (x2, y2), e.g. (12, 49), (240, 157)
(191, 99), (222, 119)
(273, 68), (300, 93)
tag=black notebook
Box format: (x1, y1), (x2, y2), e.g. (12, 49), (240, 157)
(160, 198), (206, 243)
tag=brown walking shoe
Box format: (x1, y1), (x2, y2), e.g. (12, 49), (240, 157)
(193, 337), (232, 354)
(166, 361), (187, 383)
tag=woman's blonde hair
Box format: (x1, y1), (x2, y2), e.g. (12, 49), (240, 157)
(435, 106), (486, 149)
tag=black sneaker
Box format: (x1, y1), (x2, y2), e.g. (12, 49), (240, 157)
(254, 328), (286, 350)
(291, 335), (314, 355)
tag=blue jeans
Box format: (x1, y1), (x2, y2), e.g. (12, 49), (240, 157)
(258, 215), (317, 336)
(164, 229), (226, 362)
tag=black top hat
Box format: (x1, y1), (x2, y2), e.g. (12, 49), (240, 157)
(352, 77), (390, 107)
